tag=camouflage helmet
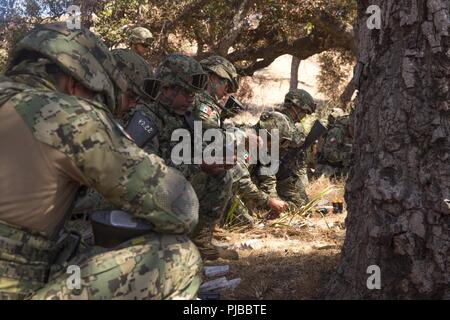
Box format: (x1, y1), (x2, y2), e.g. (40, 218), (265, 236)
(111, 49), (155, 101)
(129, 27), (153, 46)
(200, 55), (239, 93)
(283, 89), (316, 114)
(155, 53), (207, 93)
(257, 111), (294, 141)
(9, 22), (127, 112)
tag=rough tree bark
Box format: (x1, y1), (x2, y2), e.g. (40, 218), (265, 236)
(290, 56), (301, 90)
(326, 0), (449, 299)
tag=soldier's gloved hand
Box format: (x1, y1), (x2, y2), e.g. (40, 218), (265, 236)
(267, 197), (289, 218)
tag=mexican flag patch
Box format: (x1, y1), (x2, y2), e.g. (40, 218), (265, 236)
(243, 151), (250, 163)
(199, 105), (212, 116)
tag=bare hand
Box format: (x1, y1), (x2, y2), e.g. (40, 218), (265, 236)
(267, 197), (289, 217)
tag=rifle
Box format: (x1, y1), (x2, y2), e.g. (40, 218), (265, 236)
(276, 120), (327, 180)
(221, 95), (246, 121)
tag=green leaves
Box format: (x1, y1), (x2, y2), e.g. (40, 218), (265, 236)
(304, 21), (314, 35)
(0, 0), (357, 76)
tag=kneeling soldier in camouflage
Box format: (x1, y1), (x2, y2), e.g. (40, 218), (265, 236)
(0, 23), (201, 300)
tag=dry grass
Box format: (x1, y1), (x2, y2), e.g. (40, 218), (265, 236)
(208, 177), (347, 300)
(306, 175), (345, 205)
(208, 90), (348, 299)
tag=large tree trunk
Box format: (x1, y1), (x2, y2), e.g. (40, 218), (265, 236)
(326, 0), (449, 299)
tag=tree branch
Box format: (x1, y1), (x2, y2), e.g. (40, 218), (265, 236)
(290, 56), (301, 90)
(215, 0), (254, 55)
(228, 9), (355, 75)
(161, 0), (211, 32)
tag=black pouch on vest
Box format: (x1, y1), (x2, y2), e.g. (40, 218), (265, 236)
(90, 210), (152, 248)
(126, 110), (159, 147)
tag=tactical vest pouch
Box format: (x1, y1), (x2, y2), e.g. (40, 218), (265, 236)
(126, 110), (158, 147)
(0, 221), (57, 264)
(90, 210), (152, 248)
(0, 221), (59, 299)
(52, 231), (82, 266)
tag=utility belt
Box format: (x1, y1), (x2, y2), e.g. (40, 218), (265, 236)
(0, 220), (81, 299)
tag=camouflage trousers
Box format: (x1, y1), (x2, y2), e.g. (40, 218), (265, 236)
(189, 170), (233, 245)
(0, 222), (202, 300)
(276, 168), (309, 209)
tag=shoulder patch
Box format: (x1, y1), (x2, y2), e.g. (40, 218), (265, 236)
(199, 105), (212, 116)
(242, 151), (250, 163)
(126, 110), (159, 147)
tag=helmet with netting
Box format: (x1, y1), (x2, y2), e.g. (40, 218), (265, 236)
(112, 49), (155, 101)
(129, 27), (153, 46)
(283, 89), (316, 114)
(155, 53), (207, 93)
(200, 55), (239, 93)
(9, 22), (127, 112)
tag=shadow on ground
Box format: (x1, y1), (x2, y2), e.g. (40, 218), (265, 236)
(216, 249), (341, 300)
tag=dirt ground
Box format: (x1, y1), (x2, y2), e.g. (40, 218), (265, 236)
(204, 177), (347, 300)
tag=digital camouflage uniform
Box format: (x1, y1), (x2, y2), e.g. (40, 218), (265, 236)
(72, 48), (156, 216)
(125, 54), (207, 165)
(257, 89), (317, 209)
(193, 55), (243, 155)
(225, 161), (270, 225)
(255, 110), (308, 209)
(130, 99), (234, 247)
(113, 49), (154, 99)
(0, 23), (201, 300)
(190, 56), (244, 246)
(224, 111), (294, 223)
(316, 114), (353, 178)
(270, 89), (316, 208)
(119, 54), (231, 258)
(112, 48), (155, 124)
(193, 55), (239, 130)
